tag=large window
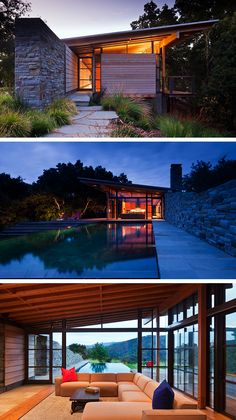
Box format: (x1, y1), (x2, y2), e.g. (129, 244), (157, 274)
(52, 333), (62, 382)
(28, 334), (50, 381)
(207, 284), (236, 418)
(225, 312), (236, 417)
(173, 324), (198, 398)
(66, 331), (138, 373)
(79, 57), (93, 90)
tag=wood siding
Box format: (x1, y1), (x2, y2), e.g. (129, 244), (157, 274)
(65, 46), (78, 93)
(0, 324), (4, 388)
(4, 325), (25, 386)
(101, 54), (157, 96)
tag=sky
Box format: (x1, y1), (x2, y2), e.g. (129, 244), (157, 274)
(1, 141), (235, 187)
(26, 0), (175, 38)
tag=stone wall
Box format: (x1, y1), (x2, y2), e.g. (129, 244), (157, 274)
(165, 180), (236, 257)
(15, 18), (66, 108)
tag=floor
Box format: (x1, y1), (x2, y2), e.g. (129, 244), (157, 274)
(46, 106), (118, 137)
(0, 385), (54, 419)
(0, 386), (232, 420)
(153, 220), (236, 279)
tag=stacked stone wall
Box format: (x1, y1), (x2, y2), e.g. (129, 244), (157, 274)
(15, 18), (66, 108)
(165, 180), (236, 257)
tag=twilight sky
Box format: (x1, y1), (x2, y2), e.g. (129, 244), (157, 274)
(26, 0), (175, 38)
(0, 142), (235, 187)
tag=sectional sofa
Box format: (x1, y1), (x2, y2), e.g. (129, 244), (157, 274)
(55, 372), (206, 420)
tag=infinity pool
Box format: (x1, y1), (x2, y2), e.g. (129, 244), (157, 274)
(0, 222), (159, 278)
(78, 362), (131, 373)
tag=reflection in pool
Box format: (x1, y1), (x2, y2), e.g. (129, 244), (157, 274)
(0, 222), (158, 279)
(78, 362), (131, 373)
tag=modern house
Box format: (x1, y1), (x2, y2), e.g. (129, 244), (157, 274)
(14, 18), (218, 111)
(0, 283), (235, 419)
(79, 164), (181, 220)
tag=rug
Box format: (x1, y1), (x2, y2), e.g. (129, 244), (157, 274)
(20, 393), (118, 419)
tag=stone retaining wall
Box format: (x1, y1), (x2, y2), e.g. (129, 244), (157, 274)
(165, 180), (236, 257)
(15, 18), (66, 108)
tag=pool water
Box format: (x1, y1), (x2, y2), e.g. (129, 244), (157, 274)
(78, 362), (131, 373)
(0, 222), (159, 279)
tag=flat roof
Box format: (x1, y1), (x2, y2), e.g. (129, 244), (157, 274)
(79, 177), (169, 194)
(63, 20), (218, 49)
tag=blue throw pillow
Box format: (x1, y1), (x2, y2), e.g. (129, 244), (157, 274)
(152, 380), (174, 409)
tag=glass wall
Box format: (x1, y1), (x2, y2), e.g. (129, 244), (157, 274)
(108, 191), (162, 220)
(102, 41), (152, 55)
(28, 334), (50, 381)
(173, 324), (198, 398)
(79, 57), (93, 90)
(225, 312), (236, 417)
(52, 333), (62, 382)
(206, 284), (236, 418)
(66, 332), (138, 374)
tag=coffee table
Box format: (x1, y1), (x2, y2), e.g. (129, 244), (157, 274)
(70, 388), (100, 414)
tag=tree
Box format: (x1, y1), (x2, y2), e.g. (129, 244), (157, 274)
(0, 0), (31, 87)
(130, 1), (177, 30)
(175, 0), (236, 22)
(69, 344), (88, 359)
(89, 343), (109, 363)
(183, 158), (236, 192)
(0, 173), (29, 203)
(199, 14), (236, 130)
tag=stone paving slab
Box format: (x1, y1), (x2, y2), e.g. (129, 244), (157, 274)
(46, 108), (118, 137)
(153, 220), (236, 279)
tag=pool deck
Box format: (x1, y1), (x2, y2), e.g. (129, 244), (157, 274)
(153, 220), (236, 279)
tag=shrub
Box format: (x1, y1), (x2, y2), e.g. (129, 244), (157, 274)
(111, 125), (143, 137)
(0, 111), (31, 137)
(27, 111), (56, 136)
(46, 109), (71, 127)
(47, 98), (77, 115)
(156, 115), (223, 137)
(0, 92), (26, 112)
(102, 93), (152, 126)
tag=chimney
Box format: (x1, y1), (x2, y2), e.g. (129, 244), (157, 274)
(170, 164), (182, 191)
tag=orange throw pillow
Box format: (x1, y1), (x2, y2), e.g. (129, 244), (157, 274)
(61, 367), (77, 383)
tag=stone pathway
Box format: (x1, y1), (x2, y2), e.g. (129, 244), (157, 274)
(153, 220), (236, 279)
(46, 106), (118, 137)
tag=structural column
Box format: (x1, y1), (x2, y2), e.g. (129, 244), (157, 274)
(198, 285), (207, 409)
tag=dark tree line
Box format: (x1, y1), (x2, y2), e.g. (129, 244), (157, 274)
(0, 0), (31, 87)
(0, 160), (131, 228)
(183, 157), (236, 192)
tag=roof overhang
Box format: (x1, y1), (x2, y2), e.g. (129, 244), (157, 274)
(79, 177), (169, 195)
(0, 283), (197, 329)
(63, 20), (218, 54)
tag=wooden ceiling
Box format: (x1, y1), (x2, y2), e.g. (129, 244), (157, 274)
(0, 283), (197, 328)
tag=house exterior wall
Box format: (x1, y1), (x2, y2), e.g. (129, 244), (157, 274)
(15, 18), (66, 108)
(65, 45), (78, 93)
(165, 180), (236, 256)
(0, 324), (4, 391)
(101, 54), (157, 96)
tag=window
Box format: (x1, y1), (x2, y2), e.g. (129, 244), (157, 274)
(225, 312), (236, 417)
(174, 324), (198, 398)
(28, 334), (50, 381)
(52, 333), (62, 382)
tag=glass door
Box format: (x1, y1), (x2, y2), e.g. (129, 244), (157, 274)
(79, 57), (93, 90)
